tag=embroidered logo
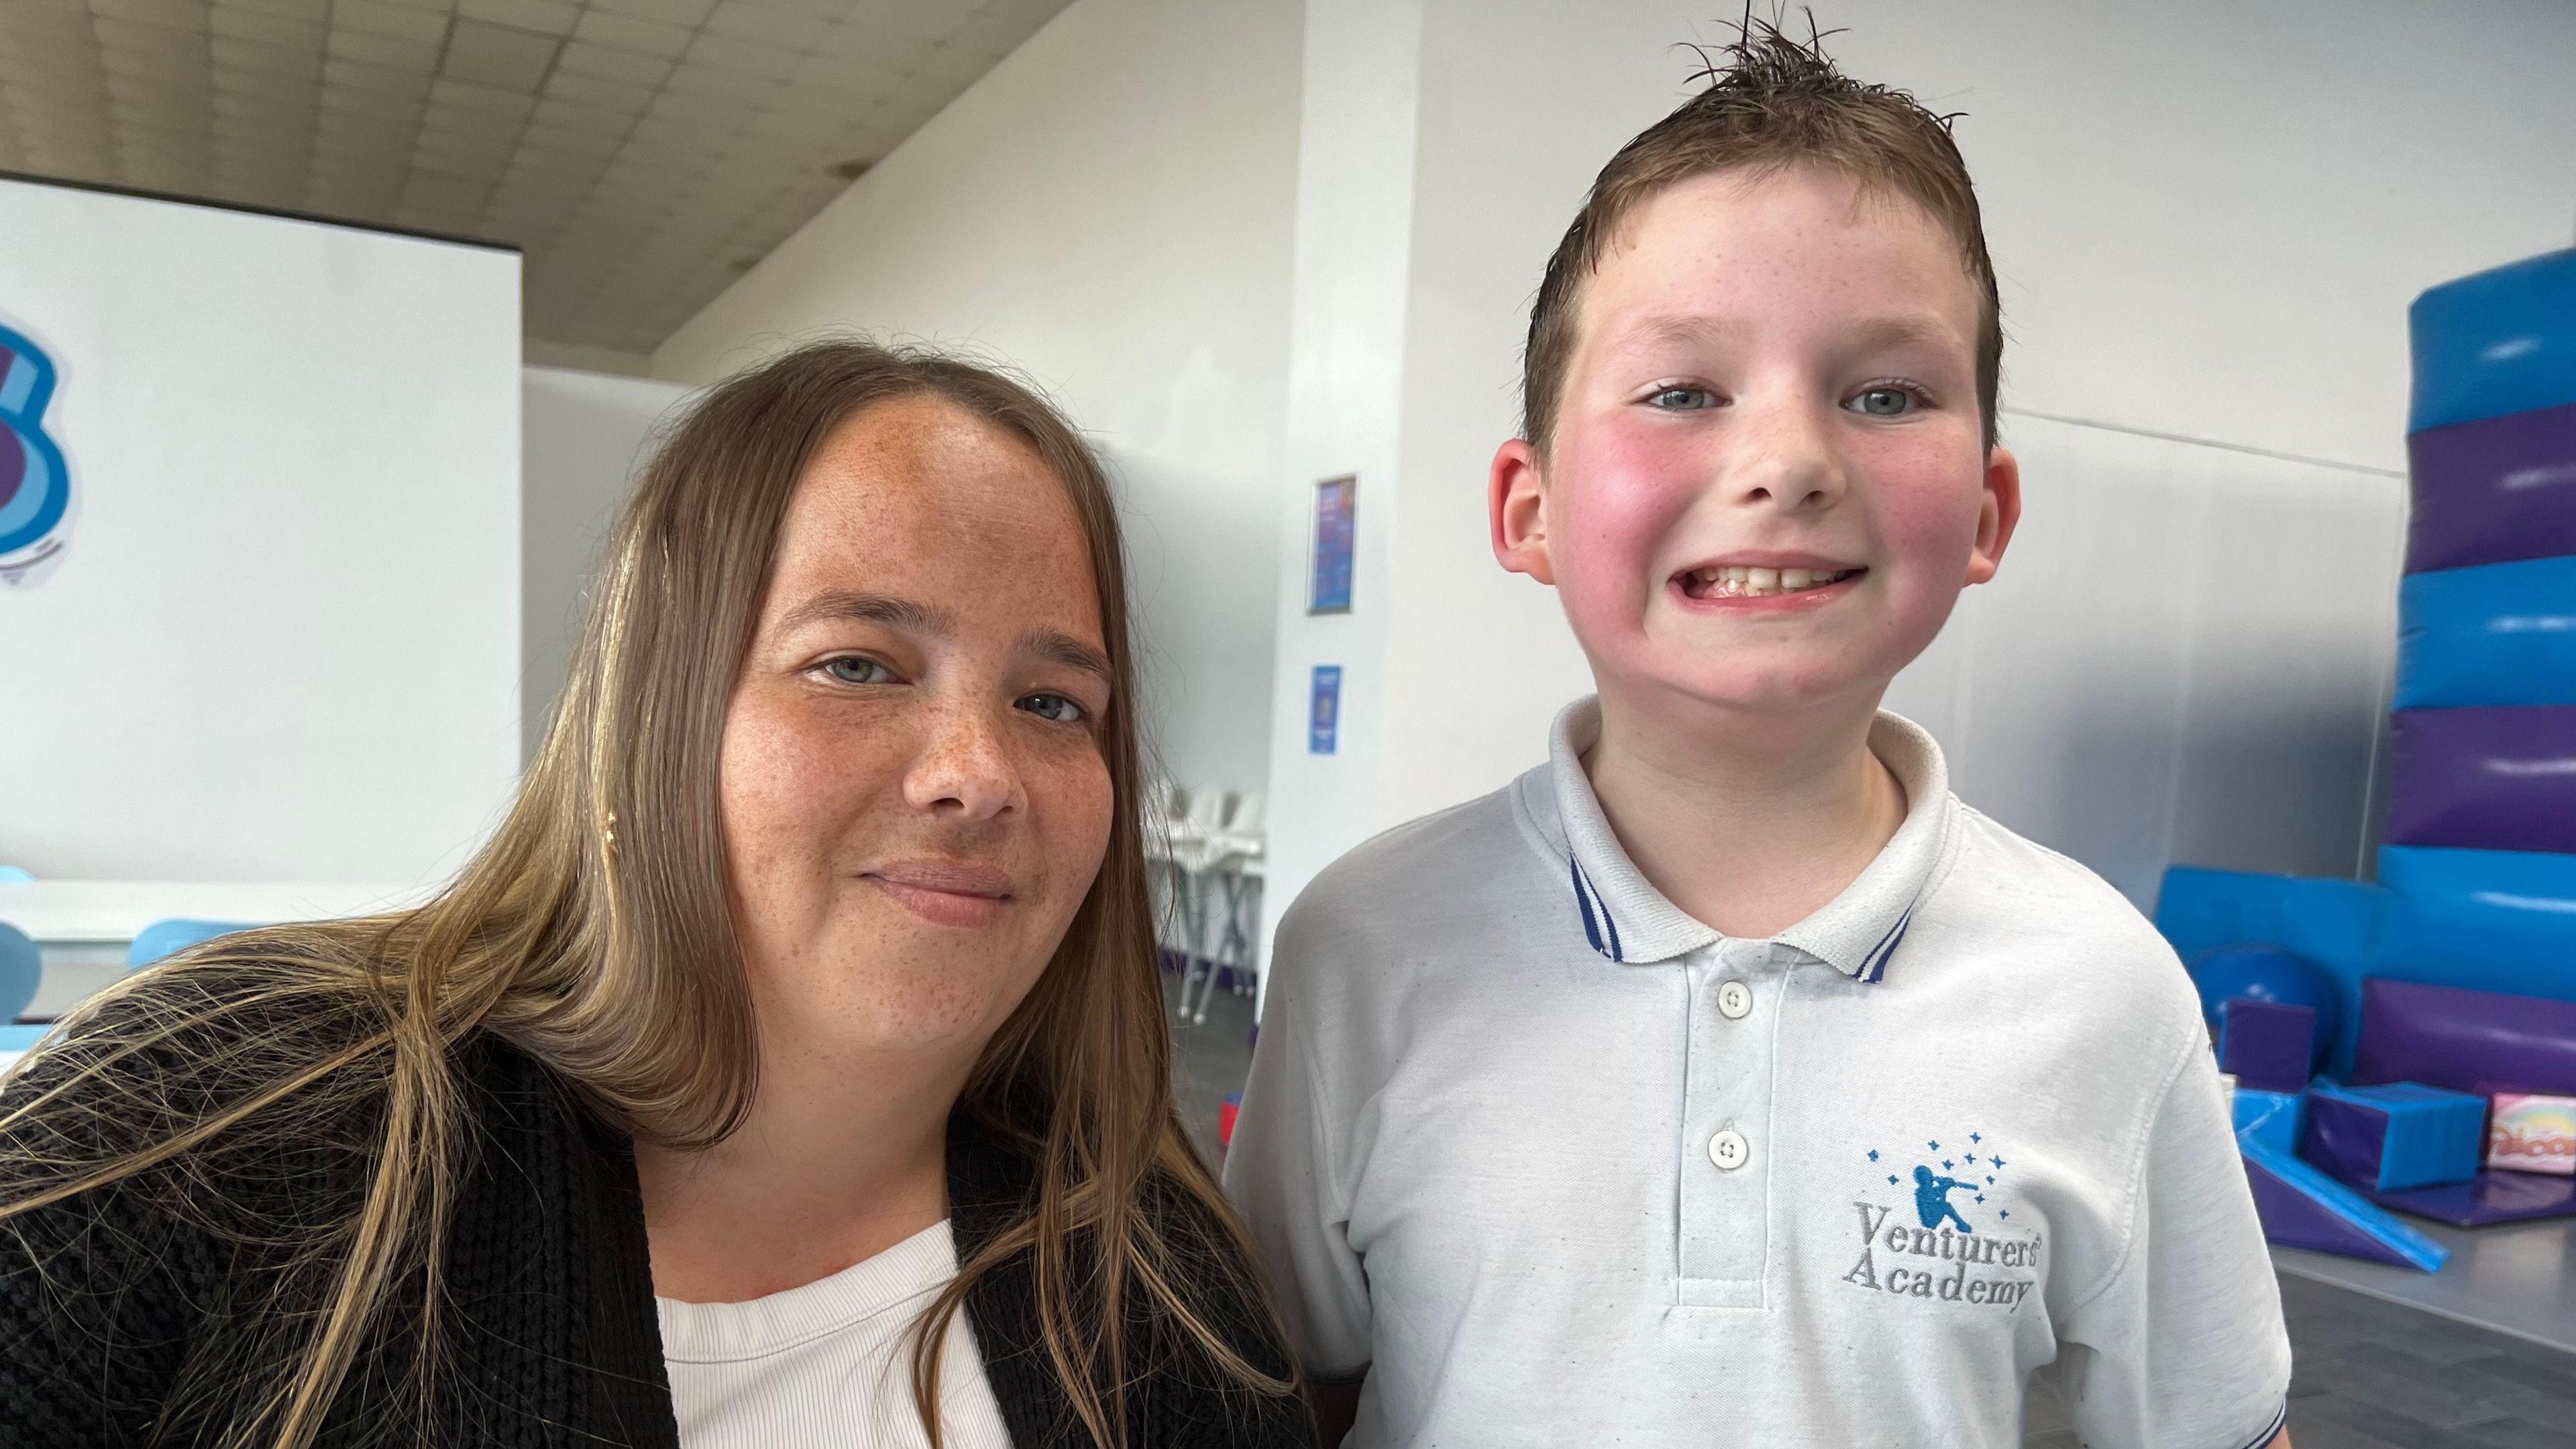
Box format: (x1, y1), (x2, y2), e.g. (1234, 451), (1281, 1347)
(1839, 1134), (2040, 1309)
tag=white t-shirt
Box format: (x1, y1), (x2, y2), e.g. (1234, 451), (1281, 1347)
(1225, 698), (2291, 1448)
(657, 1219), (1014, 1449)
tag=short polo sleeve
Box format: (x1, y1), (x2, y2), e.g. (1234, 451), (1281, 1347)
(1222, 971), (1374, 1381)
(2040, 1041), (2292, 1448)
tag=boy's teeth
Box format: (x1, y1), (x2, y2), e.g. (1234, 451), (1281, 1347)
(1688, 565), (1854, 598)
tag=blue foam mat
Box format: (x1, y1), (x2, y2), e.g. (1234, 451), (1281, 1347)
(2376, 846), (2576, 1001)
(2396, 555), (2576, 710)
(2409, 248), (2576, 433)
(2155, 868), (2378, 1076)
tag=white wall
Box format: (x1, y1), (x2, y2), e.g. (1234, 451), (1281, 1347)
(521, 366), (694, 761)
(1263, 0), (2576, 967)
(651, 0), (1303, 801)
(0, 176), (521, 883)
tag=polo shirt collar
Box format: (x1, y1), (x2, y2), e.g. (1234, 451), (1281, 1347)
(1542, 696), (1955, 983)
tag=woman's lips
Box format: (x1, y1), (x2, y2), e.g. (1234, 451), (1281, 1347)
(863, 859), (1014, 928)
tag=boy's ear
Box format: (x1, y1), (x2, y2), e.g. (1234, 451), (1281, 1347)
(1490, 437), (1556, 585)
(1966, 445), (2022, 587)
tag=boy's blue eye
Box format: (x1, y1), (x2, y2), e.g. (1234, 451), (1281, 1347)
(1018, 692), (1087, 725)
(1646, 386), (1717, 411)
(822, 656), (894, 685)
(1847, 386), (1919, 417)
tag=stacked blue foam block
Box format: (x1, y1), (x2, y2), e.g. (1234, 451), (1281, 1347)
(2381, 250), (2576, 995)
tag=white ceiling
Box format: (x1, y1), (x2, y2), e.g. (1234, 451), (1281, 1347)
(0, 0), (1071, 356)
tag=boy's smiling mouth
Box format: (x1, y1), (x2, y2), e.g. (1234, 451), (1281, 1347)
(1675, 558), (1868, 602)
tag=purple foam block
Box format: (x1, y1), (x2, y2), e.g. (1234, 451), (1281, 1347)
(2353, 978), (2576, 1097)
(2239, 1136), (2448, 1271)
(2218, 998), (2317, 1093)
(2385, 706), (2576, 855)
(2406, 399), (2576, 574)
(2359, 1169), (2576, 1226)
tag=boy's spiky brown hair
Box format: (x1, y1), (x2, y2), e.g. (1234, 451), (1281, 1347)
(1521, 14), (2002, 454)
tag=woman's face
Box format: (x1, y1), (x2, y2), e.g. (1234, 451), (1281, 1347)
(718, 394), (1115, 1062)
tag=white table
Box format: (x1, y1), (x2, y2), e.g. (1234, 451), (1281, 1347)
(0, 879), (430, 943)
(0, 879), (433, 1020)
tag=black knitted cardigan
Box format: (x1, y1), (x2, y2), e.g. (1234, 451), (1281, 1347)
(0, 1030), (1313, 1448)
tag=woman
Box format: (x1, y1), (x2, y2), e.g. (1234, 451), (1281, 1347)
(0, 343), (1313, 1449)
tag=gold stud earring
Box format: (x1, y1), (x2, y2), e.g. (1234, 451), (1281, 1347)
(601, 810), (619, 856)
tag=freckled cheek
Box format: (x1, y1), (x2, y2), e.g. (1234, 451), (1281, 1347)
(1020, 753), (1115, 922)
(718, 693), (904, 877)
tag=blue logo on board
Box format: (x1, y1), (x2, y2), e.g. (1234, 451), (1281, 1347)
(0, 323), (73, 586)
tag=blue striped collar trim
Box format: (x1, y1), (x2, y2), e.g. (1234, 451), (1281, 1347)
(1570, 856), (1624, 963)
(1539, 696), (1954, 983)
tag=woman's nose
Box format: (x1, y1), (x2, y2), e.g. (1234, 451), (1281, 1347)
(903, 700), (1025, 822)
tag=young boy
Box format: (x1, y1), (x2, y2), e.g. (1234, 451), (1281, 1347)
(1225, 25), (2292, 1449)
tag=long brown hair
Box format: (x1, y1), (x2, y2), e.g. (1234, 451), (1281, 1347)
(0, 339), (1293, 1447)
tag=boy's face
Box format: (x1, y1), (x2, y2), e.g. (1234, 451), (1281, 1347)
(1492, 164), (2018, 724)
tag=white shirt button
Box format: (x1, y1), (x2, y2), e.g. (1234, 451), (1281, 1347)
(1708, 1130), (1750, 1171)
(1716, 979), (1753, 1020)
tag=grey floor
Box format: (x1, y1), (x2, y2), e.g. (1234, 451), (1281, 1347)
(1166, 967), (2576, 1448)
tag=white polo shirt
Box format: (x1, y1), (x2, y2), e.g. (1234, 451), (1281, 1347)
(1226, 698), (2290, 1448)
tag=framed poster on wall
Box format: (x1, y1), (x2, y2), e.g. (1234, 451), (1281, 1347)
(1309, 474), (1354, 614)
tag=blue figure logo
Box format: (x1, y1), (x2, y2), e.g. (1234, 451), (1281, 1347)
(1913, 1163), (1975, 1232)
(0, 323), (72, 586)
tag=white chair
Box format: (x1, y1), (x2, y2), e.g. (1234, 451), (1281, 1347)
(1179, 790), (1267, 1025)
(1162, 787), (1232, 1006)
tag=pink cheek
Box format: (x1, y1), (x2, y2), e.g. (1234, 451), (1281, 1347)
(1551, 427), (1703, 614)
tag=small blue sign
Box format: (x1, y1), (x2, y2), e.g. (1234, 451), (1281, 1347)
(1309, 475), (1354, 614)
(1309, 665), (1342, 755)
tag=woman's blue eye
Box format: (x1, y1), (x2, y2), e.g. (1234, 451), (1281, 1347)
(1648, 386), (1717, 411)
(822, 656), (894, 685)
(1018, 692), (1087, 724)
(1848, 386), (1919, 417)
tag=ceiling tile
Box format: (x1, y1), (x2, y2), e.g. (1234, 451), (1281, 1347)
(413, 130), (513, 174)
(520, 91), (613, 127)
(440, 18), (559, 91)
(551, 39), (671, 87)
(209, 7), (321, 50)
(659, 61), (769, 100)
(543, 66), (652, 112)
(639, 86), (735, 125)
(804, 18), (926, 66)
(91, 0), (209, 27)
(680, 32), (800, 80)
(455, 0), (577, 37)
(430, 74), (537, 115)
(591, 0), (716, 29)
(325, 28), (439, 70)
(94, 17), (212, 57)
(701, 1), (827, 52)
(211, 35), (322, 76)
(421, 101), (523, 140)
(519, 117), (621, 154)
(845, 0), (959, 45)
(333, 3), (452, 44)
(223, 0), (330, 19)
(908, 40), (998, 91)
(0, 0), (1069, 354)
(569, 9), (692, 60)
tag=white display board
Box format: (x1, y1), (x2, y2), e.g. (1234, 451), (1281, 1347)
(0, 176), (522, 883)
